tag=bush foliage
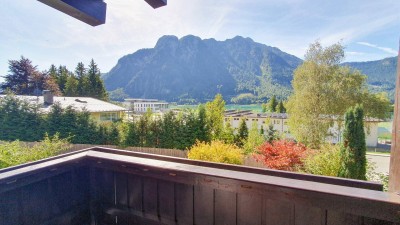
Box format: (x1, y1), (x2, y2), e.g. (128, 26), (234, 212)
(188, 140), (244, 165)
(254, 140), (308, 171)
(0, 133), (70, 169)
(302, 144), (341, 177)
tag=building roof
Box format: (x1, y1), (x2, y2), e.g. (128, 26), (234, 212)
(125, 98), (169, 104)
(0, 95), (126, 113)
(224, 110), (288, 119)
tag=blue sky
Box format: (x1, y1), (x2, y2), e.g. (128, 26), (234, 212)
(1, 0), (399, 82)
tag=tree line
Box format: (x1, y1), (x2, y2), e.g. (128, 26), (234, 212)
(0, 94), (115, 144)
(0, 92), (276, 151)
(1, 56), (108, 101)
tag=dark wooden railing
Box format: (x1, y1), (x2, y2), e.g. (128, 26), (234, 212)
(1, 147), (399, 225)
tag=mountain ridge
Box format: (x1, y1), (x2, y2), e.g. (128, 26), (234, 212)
(104, 35), (397, 103)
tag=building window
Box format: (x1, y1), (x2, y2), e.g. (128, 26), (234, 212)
(100, 112), (119, 121)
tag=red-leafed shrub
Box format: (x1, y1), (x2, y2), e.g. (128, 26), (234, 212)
(254, 140), (308, 171)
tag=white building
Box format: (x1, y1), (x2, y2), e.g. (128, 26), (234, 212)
(0, 92), (126, 122)
(124, 98), (169, 113)
(224, 110), (380, 147)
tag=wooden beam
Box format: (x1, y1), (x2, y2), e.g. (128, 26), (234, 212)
(144, 0), (167, 9)
(37, 0), (106, 26)
(389, 40), (400, 193)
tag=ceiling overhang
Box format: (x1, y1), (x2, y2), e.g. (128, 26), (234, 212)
(37, 0), (167, 26)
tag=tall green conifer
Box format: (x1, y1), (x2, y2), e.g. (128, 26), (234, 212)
(338, 105), (367, 180)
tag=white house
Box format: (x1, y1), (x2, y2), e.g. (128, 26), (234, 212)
(0, 91), (126, 122)
(124, 98), (169, 113)
(224, 110), (380, 147)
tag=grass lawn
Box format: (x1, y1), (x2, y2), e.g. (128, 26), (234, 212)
(367, 146), (391, 154)
(378, 121), (392, 141)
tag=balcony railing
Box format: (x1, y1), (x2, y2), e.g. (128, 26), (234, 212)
(1, 147), (399, 225)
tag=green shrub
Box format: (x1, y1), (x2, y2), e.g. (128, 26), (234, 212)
(302, 144), (341, 176)
(188, 140), (244, 165)
(0, 133), (70, 169)
(243, 122), (264, 154)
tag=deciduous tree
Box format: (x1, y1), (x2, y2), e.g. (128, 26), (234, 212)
(243, 122), (265, 154)
(205, 94), (225, 140)
(255, 140), (308, 171)
(287, 41), (390, 148)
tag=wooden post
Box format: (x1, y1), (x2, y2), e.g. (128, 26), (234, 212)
(389, 40), (400, 193)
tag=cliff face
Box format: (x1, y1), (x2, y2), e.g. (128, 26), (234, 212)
(104, 35), (302, 102)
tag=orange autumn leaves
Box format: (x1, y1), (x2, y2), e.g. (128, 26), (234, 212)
(254, 140), (308, 171)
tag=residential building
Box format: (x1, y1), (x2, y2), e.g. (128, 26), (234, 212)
(0, 91), (126, 122)
(224, 110), (380, 147)
(124, 98), (169, 113)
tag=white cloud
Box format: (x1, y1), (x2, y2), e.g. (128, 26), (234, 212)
(346, 51), (366, 56)
(356, 42), (397, 55)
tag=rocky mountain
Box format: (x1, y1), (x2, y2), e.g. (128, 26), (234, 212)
(104, 35), (398, 103)
(104, 35), (302, 103)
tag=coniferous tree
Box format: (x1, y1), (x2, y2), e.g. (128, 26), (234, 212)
(75, 62), (87, 96)
(338, 105), (367, 180)
(125, 121), (140, 146)
(0, 94), (44, 141)
(62, 106), (78, 136)
(46, 103), (64, 136)
(268, 95), (278, 112)
(196, 104), (210, 142)
(261, 104), (267, 113)
(160, 111), (177, 148)
(87, 59), (108, 101)
(57, 66), (69, 94)
(108, 123), (120, 145)
(277, 101), (286, 113)
(265, 124), (279, 143)
(74, 110), (99, 144)
(64, 74), (79, 96)
(147, 118), (161, 147)
(137, 111), (151, 147)
(235, 118), (248, 147)
(48, 64), (58, 80)
(176, 110), (198, 149)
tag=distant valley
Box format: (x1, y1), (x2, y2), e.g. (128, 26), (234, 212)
(103, 35), (397, 103)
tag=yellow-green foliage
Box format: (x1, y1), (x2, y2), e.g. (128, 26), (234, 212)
(188, 140), (244, 165)
(302, 144), (341, 177)
(0, 133), (70, 169)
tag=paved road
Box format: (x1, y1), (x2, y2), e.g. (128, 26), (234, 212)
(367, 153), (390, 174)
